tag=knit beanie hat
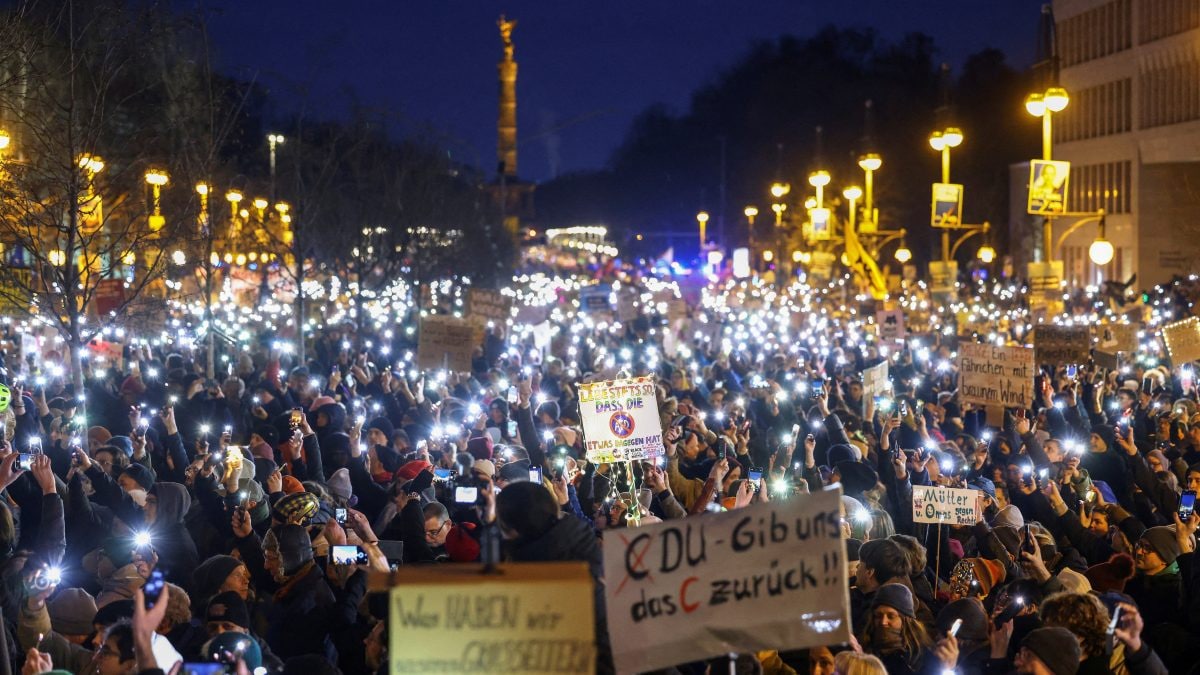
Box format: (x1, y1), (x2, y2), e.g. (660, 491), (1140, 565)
(466, 435), (494, 461)
(191, 555), (243, 604)
(472, 459), (496, 479)
(367, 416), (395, 440)
(1140, 526), (1182, 566)
(993, 504), (1025, 529)
(374, 444), (403, 474)
(120, 464), (154, 491)
(48, 588), (97, 635)
(936, 598), (989, 642)
(276, 524), (313, 574)
(1085, 553), (1136, 593)
(396, 459), (431, 481)
(250, 441), (274, 461)
(1020, 627), (1081, 675)
(444, 522), (481, 562)
(252, 424), (278, 447)
(827, 443), (859, 466)
(87, 426), (112, 448)
(272, 492), (320, 525)
(872, 583), (915, 618)
(950, 557), (1006, 598)
(326, 468), (352, 502)
(281, 475), (305, 495)
(835, 461), (879, 496)
(205, 591), (251, 630)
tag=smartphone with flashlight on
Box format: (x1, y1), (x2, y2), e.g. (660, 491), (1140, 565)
(1180, 490), (1197, 522)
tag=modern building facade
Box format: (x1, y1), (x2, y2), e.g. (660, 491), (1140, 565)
(1016, 0), (1200, 288)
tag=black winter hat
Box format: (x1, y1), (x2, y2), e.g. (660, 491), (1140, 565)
(872, 583), (915, 618)
(367, 416), (395, 440)
(192, 555), (243, 604)
(936, 598), (989, 641)
(252, 424), (279, 447)
(120, 464), (154, 491)
(1020, 627), (1081, 675)
(205, 590), (251, 630)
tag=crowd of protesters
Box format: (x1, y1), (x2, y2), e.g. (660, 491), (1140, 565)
(0, 270), (1196, 674)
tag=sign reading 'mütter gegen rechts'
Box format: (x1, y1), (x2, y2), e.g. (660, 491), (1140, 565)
(957, 342), (1035, 408)
(578, 376), (663, 463)
(387, 562), (595, 674)
(603, 489), (850, 675)
(912, 485), (981, 525)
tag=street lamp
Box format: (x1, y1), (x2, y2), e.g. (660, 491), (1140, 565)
(267, 133), (285, 197)
(928, 127), (963, 183)
(1088, 216), (1114, 265)
(895, 241), (912, 264)
(807, 171), (830, 208)
(696, 211), (709, 249)
(842, 186), (862, 233)
(144, 169), (169, 234)
(225, 190), (243, 219)
(977, 243), (996, 264)
(743, 205), (758, 225)
(770, 182), (790, 199)
(196, 183), (210, 235)
(857, 153), (881, 230)
(1025, 86), (1069, 160)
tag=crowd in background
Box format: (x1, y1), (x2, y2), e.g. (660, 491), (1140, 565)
(0, 270), (1196, 674)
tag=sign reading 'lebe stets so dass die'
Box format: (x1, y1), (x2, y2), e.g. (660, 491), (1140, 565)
(578, 376), (663, 463)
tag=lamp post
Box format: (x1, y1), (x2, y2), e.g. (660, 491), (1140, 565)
(144, 169), (168, 236)
(928, 127), (963, 184)
(842, 186), (862, 234)
(807, 171), (830, 209)
(1025, 87), (1069, 161)
(267, 133), (285, 199)
(1026, 86), (1070, 265)
(857, 153), (881, 231)
(696, 211), (709, 251)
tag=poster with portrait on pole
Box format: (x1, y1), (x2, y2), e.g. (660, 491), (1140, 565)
(1027, 159), (1070, 215)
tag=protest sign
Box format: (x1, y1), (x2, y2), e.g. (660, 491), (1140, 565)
(603, 489), (850, 674)
(578, 376), (663, 463)
(384, 562), (595, 674)
(466, 288), (512, 324)
(579, 284), (612, 313)
(875, 309), (906, 340)
(912, 485), (981, 525)
(861, 361), (890, 415)
(957, 342), (1035, 408)
(1164, 317), (1200, 364)
(1032, 325), (1090, 366)
(417, 316), (477, 372)
(1092, 323), (1139, 354)
(616, 288), (639, 323)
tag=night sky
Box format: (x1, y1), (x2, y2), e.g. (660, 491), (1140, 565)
(206, 0), (1046, 183)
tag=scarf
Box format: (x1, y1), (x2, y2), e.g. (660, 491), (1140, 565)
(273, 561), (316, 602)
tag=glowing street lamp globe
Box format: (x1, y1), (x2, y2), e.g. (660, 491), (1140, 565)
(857, 153), (881, 172)
(1044, 87), (1070, 113)
(807, 171), (830, 188)
(1025, 93), (1047, 117)
(977, 245), (996, 264)
(894, 245), (912, 264)
(1089, 237), (1114, 266)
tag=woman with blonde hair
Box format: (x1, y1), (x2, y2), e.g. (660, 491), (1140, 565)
(833, 651), (886, 675)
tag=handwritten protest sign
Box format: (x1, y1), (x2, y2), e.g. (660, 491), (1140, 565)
(466, 288), (512, 324)
(957, 342), (1034, 408)
(578, 377), (663, 463)
(1163, 317), (1200, 364)
(1092, 323), (1139, 354)
(875, 309), (906, 341)
(1032, 325), (1090, 366)
(385, 563), (595, 674)
(861, 361), (890, 415)
(616, 288), (639, 323)
(417, 316), (477, 372)
(912, 485), (981, 525)
(603, 489), (850, 674)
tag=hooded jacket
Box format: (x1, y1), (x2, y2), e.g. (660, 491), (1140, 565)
(149, 482), (199, 587)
